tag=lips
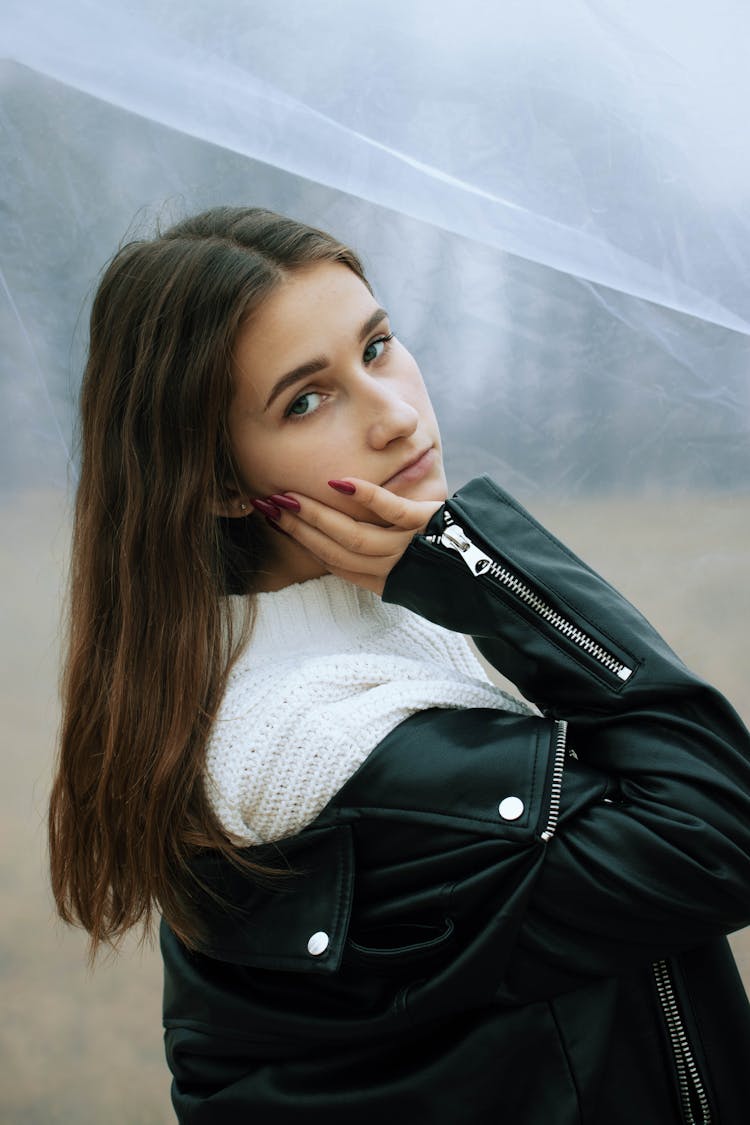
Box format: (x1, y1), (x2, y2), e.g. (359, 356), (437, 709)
(381, 446), (433, 486)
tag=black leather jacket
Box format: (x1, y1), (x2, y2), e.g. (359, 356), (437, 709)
(161, 476), (750, 1124)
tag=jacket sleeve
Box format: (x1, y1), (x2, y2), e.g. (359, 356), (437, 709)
(381, 474), (750, 1000)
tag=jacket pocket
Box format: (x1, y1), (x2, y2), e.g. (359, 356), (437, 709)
(346, 916), (455, 967)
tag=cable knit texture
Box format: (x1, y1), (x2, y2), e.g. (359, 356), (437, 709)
(205, 573), (532, 845)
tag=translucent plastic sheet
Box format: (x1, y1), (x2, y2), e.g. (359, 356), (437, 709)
(3, 0), (750, 492)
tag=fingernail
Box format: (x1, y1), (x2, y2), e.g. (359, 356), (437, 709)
(328, 479), (356, 495)
(269, 493), (301, 511)
(250, 497), (282, 519)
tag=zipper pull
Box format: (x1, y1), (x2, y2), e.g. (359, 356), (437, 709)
(435, 516), (636, 683)
(440, 524), (494, 576)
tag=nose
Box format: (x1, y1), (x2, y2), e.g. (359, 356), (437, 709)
(363, 382), (420, 450)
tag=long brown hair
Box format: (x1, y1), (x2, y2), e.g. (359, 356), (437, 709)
(49, 206), (371, 956)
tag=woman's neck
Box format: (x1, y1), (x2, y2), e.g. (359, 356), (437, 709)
(249, 531), (329, 594)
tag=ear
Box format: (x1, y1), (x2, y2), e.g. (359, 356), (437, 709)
(214, 481), (253, 519)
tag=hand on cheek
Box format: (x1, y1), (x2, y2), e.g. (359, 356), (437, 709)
(257, 478), (443, 596)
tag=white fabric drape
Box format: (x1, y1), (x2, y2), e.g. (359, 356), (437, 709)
(2, 0), (749, 491)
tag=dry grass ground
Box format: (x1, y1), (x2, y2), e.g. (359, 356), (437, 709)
(2, 487), (748, 1123)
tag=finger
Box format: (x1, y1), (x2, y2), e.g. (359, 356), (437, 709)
(333, 477), (437, 530)
(277, 499), (413, 558)
(327, 477), (444, 530)
(270, 509), (412, 569)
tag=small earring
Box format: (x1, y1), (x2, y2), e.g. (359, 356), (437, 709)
(239, 501), (248, 512)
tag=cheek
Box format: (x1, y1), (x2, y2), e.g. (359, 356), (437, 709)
(262, 433), (344, 498)
(230, 429), (288, 495)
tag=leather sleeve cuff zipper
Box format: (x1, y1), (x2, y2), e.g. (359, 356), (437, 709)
(428, 509), (634, 683)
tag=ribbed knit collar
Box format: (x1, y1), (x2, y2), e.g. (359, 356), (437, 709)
(231, 574), (414, 660)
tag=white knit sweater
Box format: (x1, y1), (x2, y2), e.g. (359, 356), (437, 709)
(205, 574), (532, 845)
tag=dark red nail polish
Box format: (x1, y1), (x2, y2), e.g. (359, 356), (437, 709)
(250, 497), (282, 519)
(328, 479), (356, 495)
(269, 493), (301, 511)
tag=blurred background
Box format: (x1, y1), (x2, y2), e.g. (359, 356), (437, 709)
(2, 1), (749, 1120)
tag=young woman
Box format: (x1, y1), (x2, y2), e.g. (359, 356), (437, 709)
(50, 206), (750, 1124)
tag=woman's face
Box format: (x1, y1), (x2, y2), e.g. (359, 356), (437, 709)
(226, 260), (448, 586)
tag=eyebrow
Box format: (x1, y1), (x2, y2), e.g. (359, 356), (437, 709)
(263, 307), (389, 412)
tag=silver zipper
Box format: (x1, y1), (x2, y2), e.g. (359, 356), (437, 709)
(540, 720), (567, 842)
(652, 959), (712, 1124)
(429, 513), (633, 682)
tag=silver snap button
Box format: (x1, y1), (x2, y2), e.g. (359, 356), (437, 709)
(307, 931), (330, 956)
(498, 796), (525, 821)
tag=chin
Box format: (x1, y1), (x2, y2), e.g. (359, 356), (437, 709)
(414, 467), (449, 502)
(407, 477), (447, 498)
